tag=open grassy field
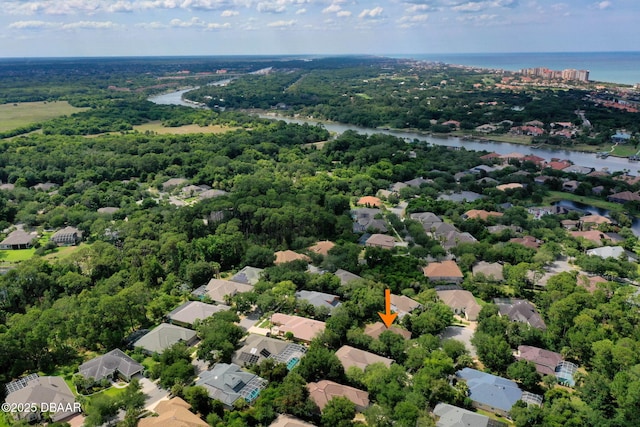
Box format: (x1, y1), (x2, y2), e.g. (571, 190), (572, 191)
(132, 121), (238, 135)
(0, 101), (86, 132)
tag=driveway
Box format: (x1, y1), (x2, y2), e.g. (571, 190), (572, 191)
(137, 376), (170, 411)
(441, 325), (477, 357)
(239, 311), (261, 330)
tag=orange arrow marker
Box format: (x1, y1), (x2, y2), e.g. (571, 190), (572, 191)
(378, 288), (397, 328)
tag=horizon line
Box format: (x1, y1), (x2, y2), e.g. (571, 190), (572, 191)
(1, 50), (640, 61)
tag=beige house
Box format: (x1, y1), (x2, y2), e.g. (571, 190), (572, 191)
(365, 234), (396, 250)
(423, 260), (464, 284)
(139, 397), (207, 427)
(335, 345), (393, 372)
(307, 380), (370, 412)
(436, 288), (483, 321)
(270, 313), (326, 343)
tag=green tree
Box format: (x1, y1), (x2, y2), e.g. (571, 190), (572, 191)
(321, 396), (356, 427)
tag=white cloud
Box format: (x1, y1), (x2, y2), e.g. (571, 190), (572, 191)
(452, 2), (487, 12)
(61, 20), (120, 29)
(358, 6), (383, 18)
(105, 1), (135, 12)
(399, 14), (429, 22)
(221, 9), (239, 16)
(267, 19), (296, 27)
(295, 7), (306, 14)
(134, 21), (168, 29)
(595, 1), (612, 9)
(456, 13), (498, 22)
(257, 1), (287, 13)
(406, 4), (432, 13)
(337, 10), (351, 17)
(9, 19), (121, 30)
(322, 4), (341, 13)
(8, 20), (58, 29)
(206, 22), (231, 29)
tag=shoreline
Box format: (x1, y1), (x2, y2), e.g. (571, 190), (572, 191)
(252, 110), (628, 157)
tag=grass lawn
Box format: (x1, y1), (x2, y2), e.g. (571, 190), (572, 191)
(257, 318), (272, 329)
(611, 144), (640, 157)
(475, 408), (515, 425)
(0, 101), (86, 133)
(132, 121), (238, 135)
(0, 248), (36, 263)
(543, 191), (624, 212)
(0, 412), (12, 427)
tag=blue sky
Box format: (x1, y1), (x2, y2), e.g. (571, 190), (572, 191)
(0, 0), (637, 57)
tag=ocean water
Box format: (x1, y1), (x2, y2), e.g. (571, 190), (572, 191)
(393, 52), (640, 85)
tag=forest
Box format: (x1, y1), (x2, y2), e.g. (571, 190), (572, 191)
(0, 56), (640, 427)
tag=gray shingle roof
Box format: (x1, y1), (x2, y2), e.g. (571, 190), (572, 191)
(434, 403), (506, 427)
(133, 323), (197, 354)
(295, 290), (341, 311)
(334, 269), (362, 285)
(5, 376), (77, 422)
(167, 301), (230, 326)
(79, 348), (143, 381)
(494, 298), (546, 330)
(230, 266), (264, 285)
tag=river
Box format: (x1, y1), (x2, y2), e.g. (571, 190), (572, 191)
(148, 87), (638, 174)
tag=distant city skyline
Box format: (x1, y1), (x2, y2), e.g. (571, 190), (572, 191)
(0, 0), (638, 57)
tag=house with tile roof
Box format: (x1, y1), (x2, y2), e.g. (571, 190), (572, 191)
(580, 214), (612, 228)
(365, 234), (396, 250)
(79, 348), (143, 382)
(423, 260), (464, 284)
(194, 278), (253, 304)
(356, 196), (382, 208)
(139, 397), (208, 427)
(133, 323), (198, 355)
(509, 235), (542, 249)
(335, 345), (393, 372)
(463, 210), (503, 221)
(232, 334), (306, 370)
(569, 230), (611, 246)
(496, 183), (524, 191)
(196, 363), (267, 409)
(515, 345), (562, 377)
(307, 380), (370, 412)
(456, 368), (526, 416)
(269, 414), (315, 427)
(167, 301), (230, 327)
(363, 322), (412, 340)
(472, 262), (504, 281)
(516, 345), (578, 386)
(390, 294), (422, 318)
(270, 313), (326, 343)
(307, 240), (336, 256)
(433, 403), (507, 427)
(274, 250), (311, 265)
(436, 287), (483, 321)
